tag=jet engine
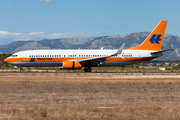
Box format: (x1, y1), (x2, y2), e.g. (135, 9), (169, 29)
(62, 61), (82, 69)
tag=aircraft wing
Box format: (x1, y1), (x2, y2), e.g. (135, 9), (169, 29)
(77, 43), (125, 66)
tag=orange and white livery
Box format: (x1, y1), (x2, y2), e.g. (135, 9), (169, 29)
(4, 20), (173, 72)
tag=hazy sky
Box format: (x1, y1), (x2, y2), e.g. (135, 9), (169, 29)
(0, 0), (179, 45)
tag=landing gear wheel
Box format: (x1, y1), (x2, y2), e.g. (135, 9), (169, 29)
(87, 68), (92, 72)
(84, 67), (92, 72)
(20, 68), (23, 72)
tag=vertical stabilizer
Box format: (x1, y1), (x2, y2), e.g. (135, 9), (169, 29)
(128, 20), (168, 51)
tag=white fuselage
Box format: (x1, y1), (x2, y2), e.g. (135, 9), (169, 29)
(5, 49), (160, 67)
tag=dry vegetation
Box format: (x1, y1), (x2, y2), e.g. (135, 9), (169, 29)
(0, 73), (180, 119)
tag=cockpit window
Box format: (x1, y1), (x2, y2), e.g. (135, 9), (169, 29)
(12, 55), (18, 57)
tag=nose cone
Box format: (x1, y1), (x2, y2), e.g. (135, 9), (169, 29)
(4, 58), (10, 63)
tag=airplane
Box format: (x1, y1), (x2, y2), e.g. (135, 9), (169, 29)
(4, 20), (173, 72)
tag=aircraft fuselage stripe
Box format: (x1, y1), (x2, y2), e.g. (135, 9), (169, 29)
(5, 57), (156, 63)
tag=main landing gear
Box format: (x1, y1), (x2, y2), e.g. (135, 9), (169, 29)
(84, 67), (92, 72)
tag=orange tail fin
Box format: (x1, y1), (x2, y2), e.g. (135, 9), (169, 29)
(128, 20), (168, 51)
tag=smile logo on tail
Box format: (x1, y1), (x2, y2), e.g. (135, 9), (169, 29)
(149, 34), (162, 44)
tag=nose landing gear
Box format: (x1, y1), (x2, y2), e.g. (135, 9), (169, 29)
(14, 66), (23, 72)
(20, 68), (23, 72)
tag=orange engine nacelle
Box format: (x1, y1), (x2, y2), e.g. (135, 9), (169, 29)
(63, 61), (82, 69)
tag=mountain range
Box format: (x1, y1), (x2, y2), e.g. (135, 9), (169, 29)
(0, 32), (180, 60)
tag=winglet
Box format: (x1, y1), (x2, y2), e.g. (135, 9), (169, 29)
(100, 47), (104, 50)
(112, 43), (125, 56)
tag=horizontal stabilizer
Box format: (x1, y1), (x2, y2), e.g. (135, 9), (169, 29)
(151, 49), (174, 55)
